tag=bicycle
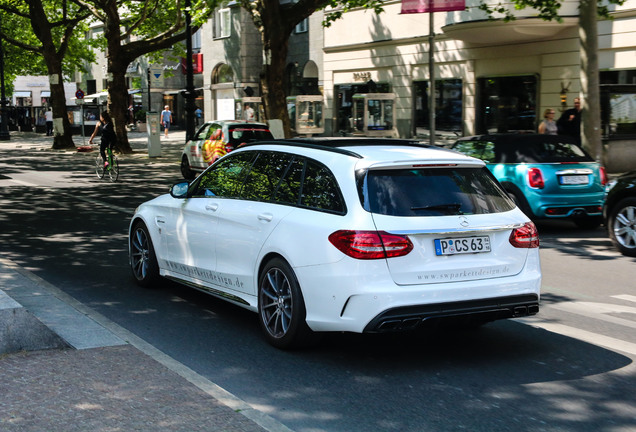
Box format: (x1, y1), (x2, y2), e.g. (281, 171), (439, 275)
(95, 146), (119, 182)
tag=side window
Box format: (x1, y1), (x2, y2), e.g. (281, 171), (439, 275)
(454, 141), (495, 162)
(207, 125), (221, 140)
(301, 160), (345, 214)
(195, 124), (211, 140)
(191, 152), (255, 198)
(241, 152), (295, 201)
(273, 157), (304, 205)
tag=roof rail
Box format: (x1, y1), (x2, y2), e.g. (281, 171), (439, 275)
(240, 137), (431, 158)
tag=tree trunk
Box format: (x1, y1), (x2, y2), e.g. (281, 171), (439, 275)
(104, 16), (133, 154)
(49, 68), (75, 150)
(260, 10), (293, 138)
(579, 0), (602, 162)
(27, 0), (75, 149)
(108, 66), (133, 154)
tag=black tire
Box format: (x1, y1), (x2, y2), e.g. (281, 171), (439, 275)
(607, 197), (636, 257)
(573, 216), (602, 230)
(129, 221), (161, 287)
(181, 155), (195, 180)
(95, 155), (105, 179)
(258, 258), (315, 349)
(108, 157), (119, 182)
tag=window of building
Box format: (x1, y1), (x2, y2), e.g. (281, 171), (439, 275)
(87, 80), (97, 95)
(476, 75), (537, 134)
(414, 79), (463, 136)
(212, 64), (234, 84)
(193, 28), (202, 50)
(601, 70), (636, 139)
(295, 19), (308, 33)
(213, 8), (231, 39)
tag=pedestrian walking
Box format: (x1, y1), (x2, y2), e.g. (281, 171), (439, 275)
(161, 105), (172, 138)
(45, 108), (53, 136)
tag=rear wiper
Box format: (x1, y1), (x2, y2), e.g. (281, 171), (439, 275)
(410, 203), (463, 214)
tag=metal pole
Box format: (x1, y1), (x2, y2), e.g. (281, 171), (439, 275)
(0, 15), (11, 141)
(147, 67), (151, 111)
(184, 0), (196, 142)
(428, 2), (435, 147)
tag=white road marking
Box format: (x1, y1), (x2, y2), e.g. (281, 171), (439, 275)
(547, 301), (636, 330)
(613, 294), (636, 303)
(521, 318), (636, 356)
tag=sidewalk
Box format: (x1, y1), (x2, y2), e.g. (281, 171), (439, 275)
(0, 131), (292, 432)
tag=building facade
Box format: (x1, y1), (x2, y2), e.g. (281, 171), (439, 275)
(321, 0), (636, 171)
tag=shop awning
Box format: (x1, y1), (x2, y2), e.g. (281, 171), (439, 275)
(80, 91), (108, 102)
(41, 91), (51, 97)
(14, 91), (32, 98)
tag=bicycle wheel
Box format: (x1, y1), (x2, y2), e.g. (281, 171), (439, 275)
(108, 156), (119, 182)
(95, 155), (105, 179)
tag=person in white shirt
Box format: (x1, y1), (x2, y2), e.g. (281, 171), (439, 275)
(45, 108), (53, 136)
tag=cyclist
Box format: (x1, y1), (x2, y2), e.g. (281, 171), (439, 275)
(89, 111), (117, 167)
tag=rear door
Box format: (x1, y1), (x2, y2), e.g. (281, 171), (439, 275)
(362, 163), (529, 285)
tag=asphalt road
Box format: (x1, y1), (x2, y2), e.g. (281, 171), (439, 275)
(1, 133), (635, 432)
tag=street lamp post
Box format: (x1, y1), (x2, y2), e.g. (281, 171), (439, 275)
(183, 0), (196, 142)
(0, 15), (11, 141)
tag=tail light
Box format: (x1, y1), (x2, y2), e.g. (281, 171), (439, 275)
(528, 168), (544, 189)
(509, 222), (540, 248)
(600, 166), (608, 186)
(328, 230), (413, 260)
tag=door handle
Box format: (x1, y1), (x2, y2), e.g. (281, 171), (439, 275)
(205, 204), (219, 212)
(258, 213), (273, 222)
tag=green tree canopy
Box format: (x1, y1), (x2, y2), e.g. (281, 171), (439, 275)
(0, 0), (95, 148)
(71, 0), (220, 152)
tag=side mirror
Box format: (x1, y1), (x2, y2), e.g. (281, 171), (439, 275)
(170, 182), (189, 198)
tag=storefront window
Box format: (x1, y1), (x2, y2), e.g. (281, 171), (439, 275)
(414, 79), (462, 136)
(600, 71), (636, 138)
(476, 75), (537, 134)
(601, 86), (636, 138)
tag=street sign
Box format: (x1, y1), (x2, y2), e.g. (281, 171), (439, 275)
(75, 89), (85, 99)
(149, 65), (164, 87)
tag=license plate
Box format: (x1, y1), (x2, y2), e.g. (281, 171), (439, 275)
(559, 175), (589, 185)
(435, 236), (491, 256)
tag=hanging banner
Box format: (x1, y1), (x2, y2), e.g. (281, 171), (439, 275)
(401, 0), (465, 13)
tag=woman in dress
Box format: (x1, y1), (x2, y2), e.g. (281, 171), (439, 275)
(538, 108), (558, 135)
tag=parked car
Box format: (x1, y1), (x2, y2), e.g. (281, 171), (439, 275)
(451, 134), (608, 229)
(180, 120), (273, 179)
(130, 138), (541, 348)
(603, 170), (636, 257)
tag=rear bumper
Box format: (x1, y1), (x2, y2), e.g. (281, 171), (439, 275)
(535, 204), (603, 219)
(295, 249), (541, 334)
(363, 294), (539, 332)
(526, 191), (604, 218)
